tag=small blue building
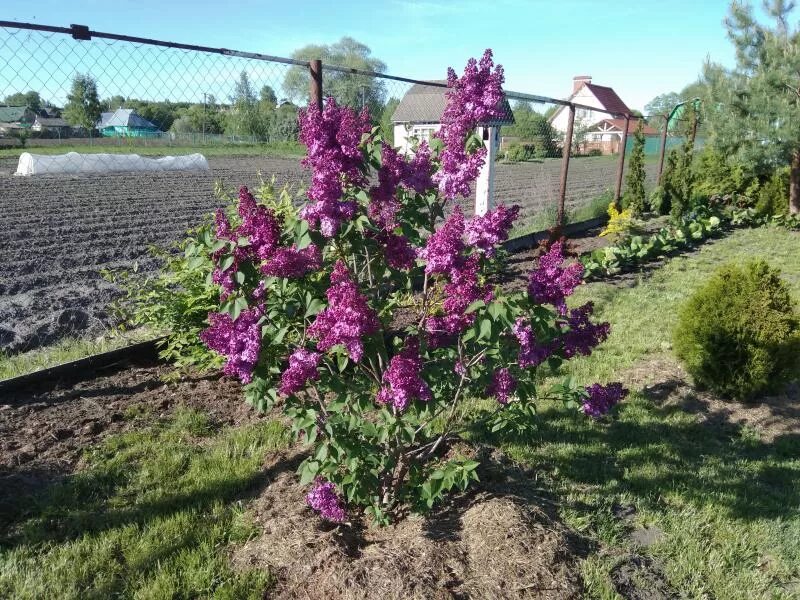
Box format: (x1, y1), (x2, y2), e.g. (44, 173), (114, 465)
(98, 108), (160, 138)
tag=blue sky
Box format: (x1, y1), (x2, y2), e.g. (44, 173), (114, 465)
(2, 0), (740, 111)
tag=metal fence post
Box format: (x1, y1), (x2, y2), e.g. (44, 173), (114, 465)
(657, 113), (669, 183)
(557, 103), (576, 227)
(310, 59), (323, 111)
(614, 114), (630, 207)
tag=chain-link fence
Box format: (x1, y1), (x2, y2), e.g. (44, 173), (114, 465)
(0, 20), (702, 364)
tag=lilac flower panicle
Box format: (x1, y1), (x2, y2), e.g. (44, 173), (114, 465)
(199, 308), (262, 384)
(368, 143), (407, 230)
(433, 49), (505, 200)
(307, 261), (380, 362)
(528, 241), (584, 314)
(261, 244), (322, 278)
(376, 339), (431, 412)
(559, 302), (610, 358)
(582, 382), (628, 418)
(486, 368), (517, 405)
(299, 98), (371, 237)
(418, 206), (466, 275)
(403, 141), (435, 194)
(279, 348), (321, 396)
(306, 478), (347, 522)
(236, 187), (282, 260)
(381, 233), (417, 270)
(513, 317), (553, 368)
(425, 255), (491, 347)
(465, 204), (520, 255)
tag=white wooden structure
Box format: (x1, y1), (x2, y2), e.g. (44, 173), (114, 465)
(549, 75), (633, 144)
(391, 81), (513, 216)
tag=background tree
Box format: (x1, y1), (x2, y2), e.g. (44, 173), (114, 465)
(503, 106), (561, 158)
(3, 91), (43, 112)
(704, 0), (800, 213)
(63, 74), (101, 134)
(227, 70), (267, 138)
(380, 97), (400, 144)
(282, 37), (387, 118)
(645, 92), (682, 119)
(260, 85), (278, 106)
(624, 120), (647, 214)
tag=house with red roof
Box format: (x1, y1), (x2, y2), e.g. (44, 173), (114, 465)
(549, 76), (656, 155)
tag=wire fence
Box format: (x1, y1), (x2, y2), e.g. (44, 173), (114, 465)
(0, 20), (703, 361)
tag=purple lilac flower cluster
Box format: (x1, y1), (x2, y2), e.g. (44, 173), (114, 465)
(199, 307), (262, 383)
(558, 302), (610, 358)
(380, 232), (417, 270)
(211, 187), (282, 297)
(512, 318), (553, 368)
(307, 261), (380, 362)
(417, 206), (466, 275)
(465, 204), (520, 256)
(369, 142), (436, 231)
(582, 382), (628, 418)
(298, 98), (371, 237)
(306, 478), (347, 522)
(433, 50), (505, 200)
(369, 143), (408, 230)
(527, 241), (584, 314)
(486, 367), (517, 404)
(237, 186), (282, 260)
(279, 348), (321, 396)
(376, 339), (432, 412)
(261, 244), (322, 278)
(426, 254), (491, 346)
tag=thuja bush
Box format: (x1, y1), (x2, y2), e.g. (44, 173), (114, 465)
(674, 260), (800, 400)
(622, 120), (646, 216)
(199, 51), (625, 524)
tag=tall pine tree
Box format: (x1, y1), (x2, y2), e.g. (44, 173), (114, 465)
(705, 0), (800, 213)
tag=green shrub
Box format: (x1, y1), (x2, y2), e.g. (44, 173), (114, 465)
(586, 148), (603, 157)
(504, 142), (531, 163)
(692, 147), (760, 199)
(754, 167), (789, 217)
(673, 260), (800, 400)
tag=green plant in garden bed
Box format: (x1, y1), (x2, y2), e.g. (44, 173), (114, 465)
(582, 209), (724, 279)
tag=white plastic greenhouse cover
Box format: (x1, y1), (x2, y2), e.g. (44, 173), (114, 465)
(14, 152), (210, 176)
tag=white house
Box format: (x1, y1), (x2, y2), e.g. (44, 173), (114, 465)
(391, 81), (514, 214)
(549, 76), (635, 153)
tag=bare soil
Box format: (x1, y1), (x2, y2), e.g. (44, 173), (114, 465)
(624, 355), (800, 443)
(232, 446), (589, 599)
(0, 359), (269, 522)
(0, 154), (655, 353)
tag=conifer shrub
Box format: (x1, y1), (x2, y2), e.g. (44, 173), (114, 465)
(673, 260), (800, 400)
(754, 167), (790, 217)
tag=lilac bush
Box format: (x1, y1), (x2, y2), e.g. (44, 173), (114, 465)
(200, 50), (625, 524)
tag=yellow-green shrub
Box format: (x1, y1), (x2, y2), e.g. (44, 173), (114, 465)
(673, 260), (800, 400)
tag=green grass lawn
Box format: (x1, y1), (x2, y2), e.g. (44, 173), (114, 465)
(490, 226), (800, 598)
(0, 141), (305, 159)
(1, 227), (797, 598)
(0, 410), (290, 599)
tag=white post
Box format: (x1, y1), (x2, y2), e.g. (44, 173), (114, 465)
(475, 125), (497, 216)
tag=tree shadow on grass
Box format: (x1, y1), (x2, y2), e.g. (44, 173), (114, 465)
(475, 388), (800, 523)
(0, 442), (300, 551)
